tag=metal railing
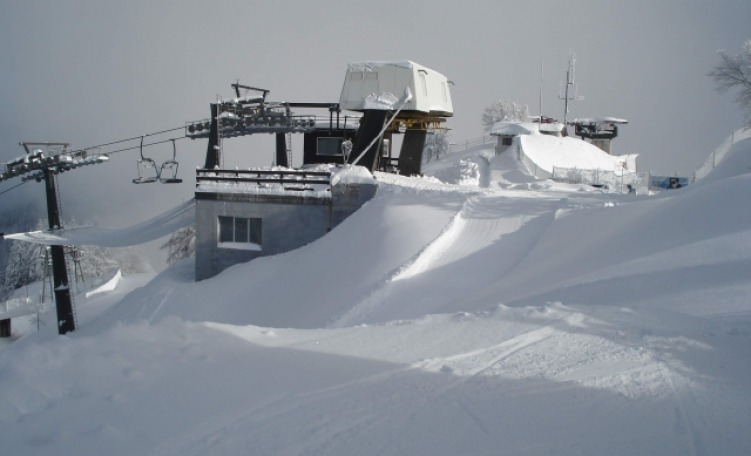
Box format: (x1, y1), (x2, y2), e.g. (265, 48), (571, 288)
(448, 135), (495, 153)
(196, 169), (332, 187)
(552, 166), (643, 193)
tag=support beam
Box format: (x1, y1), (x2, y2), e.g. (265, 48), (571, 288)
(275, 133), (289, 168)
(348, 110), (388, 172)
(44, 169), (75, 334)
(0, 319), (10, 338)
(204, 103), (221, 169)
(398, 128), (428, 176)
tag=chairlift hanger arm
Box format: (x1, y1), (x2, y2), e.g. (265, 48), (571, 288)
(232, 83), (270, 101)
(19, 142), (70, 154)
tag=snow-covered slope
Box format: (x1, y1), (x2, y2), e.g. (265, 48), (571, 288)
(1, 137), (749, 455)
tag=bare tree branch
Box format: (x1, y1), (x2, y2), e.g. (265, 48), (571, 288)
(709, 40), (751, 127)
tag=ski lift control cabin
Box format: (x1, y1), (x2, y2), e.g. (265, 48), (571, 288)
(339, 61), (454, 175)
(339, 61), (453, 116)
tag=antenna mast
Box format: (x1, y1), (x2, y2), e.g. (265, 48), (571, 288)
(539, 59), (544, 120)
(559, 52), (584, 131)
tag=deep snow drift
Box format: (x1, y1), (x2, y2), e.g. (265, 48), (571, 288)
(1, 132), (750, 455)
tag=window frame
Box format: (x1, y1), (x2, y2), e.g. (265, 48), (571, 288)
(317, 137), (345, 157)
(217, 216), (262, 251)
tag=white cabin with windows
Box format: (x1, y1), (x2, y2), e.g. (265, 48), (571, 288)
(339, 61), (453, 116)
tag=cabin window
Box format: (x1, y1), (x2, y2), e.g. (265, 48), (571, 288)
(350, 71), (363, 80)
(317, 137), (344, 156)
(502, 137), (513, 146)
(218, 216), (262, 250)
(365, 72), (378, 80)
(419, 70), (428, 96)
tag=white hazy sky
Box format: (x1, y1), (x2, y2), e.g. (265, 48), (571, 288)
(0, 0), (749, 224)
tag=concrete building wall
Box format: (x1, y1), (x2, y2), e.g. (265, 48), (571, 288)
(195, 182), (377, 280)
(495, 136), (514, 155)
(331, 182), (377, 226)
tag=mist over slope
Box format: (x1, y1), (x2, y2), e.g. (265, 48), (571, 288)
(1, 134), (750, 455)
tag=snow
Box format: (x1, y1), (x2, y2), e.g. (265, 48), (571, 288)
(571, 117), (629, 124)
(347, 60), (415, 72)
(4, 199), (195, 247)
(489, 121), (636, 174)
(85, 269), (122, 298)
(520, 134), (633, 173)
(361, 92), (400, 110)
(489, 121), (540, 136)
(1, 134), (750, 455)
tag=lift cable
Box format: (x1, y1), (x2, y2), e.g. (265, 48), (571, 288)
(0, 179), (29, 197)
(72, 125), (186, 155)
(102, 135), (188, 157)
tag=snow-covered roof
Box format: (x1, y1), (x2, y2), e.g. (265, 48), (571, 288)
(488, 122), (539, 136)
(538, 122), (565, 133)
(570, 117), (628, 125)
(346, 60), (417, 72)
(340, 61), (453, 115)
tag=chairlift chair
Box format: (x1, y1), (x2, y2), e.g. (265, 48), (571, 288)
(159, 139), (183, 184)
(132, 136), (159, 184)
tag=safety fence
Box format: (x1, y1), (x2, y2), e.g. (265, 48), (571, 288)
(448, 135), (495, 153)
(551, 167), (643, 193)
(693, 127), (751, 182)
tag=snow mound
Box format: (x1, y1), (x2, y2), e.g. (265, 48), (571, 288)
(520, 134), (631, 174)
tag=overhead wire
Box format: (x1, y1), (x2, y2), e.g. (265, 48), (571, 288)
(104, 135), (188, 156)
(72, 125), (188, 156)
(0, 180), (30, 197)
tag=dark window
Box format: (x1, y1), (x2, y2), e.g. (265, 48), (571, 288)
(218, 216), (262, 249)
(317, 137), (344, 156)
(502, 137), (513, 146)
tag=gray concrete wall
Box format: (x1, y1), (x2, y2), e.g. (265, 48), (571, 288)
(195, 182), (377, 281)
(495, 137), (514, 155)
(331, 182), (377, 226)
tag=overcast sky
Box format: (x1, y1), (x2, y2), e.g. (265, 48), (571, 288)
(1, 0), (749, 225)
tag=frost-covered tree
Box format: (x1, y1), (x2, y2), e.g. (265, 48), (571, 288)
(2, 240), (46, 294)
(482, 100), (529, 132)
(423, 131), (450, 163)
(709, 39), (751, 128)
(161, 226), (195, 265)
(1, 214), (151, 298)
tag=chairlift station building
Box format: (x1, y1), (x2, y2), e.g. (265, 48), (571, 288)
(191, 61), (453, 280)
